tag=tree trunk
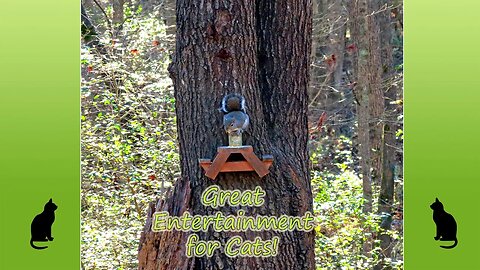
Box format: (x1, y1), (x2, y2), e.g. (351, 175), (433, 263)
(376, 2), (398, 268)
(348, 0), (372, 215)
(160, 0), (176, 46)
(138, 0), (315, 269)
(366, 0), (384, 190)
(113, 0), (125, 28)
(347, 0), (376, 257)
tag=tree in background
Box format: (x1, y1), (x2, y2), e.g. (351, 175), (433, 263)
(310, 0), (403, 267)
(348, 1), (402, 265)
(376, 2), (403, 268)
(137, 0), (315, 269)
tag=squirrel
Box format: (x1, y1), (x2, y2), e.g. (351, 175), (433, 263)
(221, 94), (249, 135)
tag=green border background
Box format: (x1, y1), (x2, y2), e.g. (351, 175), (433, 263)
(405, 0), (480, 269)
(0, 0), (80, 269)
(0, 0), (479, 269)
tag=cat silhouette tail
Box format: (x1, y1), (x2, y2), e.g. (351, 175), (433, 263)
(30, 239), (48, 250)
(440, 238), (457, 249)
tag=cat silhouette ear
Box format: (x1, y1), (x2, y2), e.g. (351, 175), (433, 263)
(49, 198), (52, 203)
(435, 198), (439, 202)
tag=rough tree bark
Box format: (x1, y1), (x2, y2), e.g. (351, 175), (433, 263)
(138, 0), (315, 269)
(366, 0), (384, 191)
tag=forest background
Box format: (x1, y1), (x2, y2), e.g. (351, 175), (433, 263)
(80, 0), (404, 269)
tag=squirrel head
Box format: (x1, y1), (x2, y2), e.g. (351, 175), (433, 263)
(223, 111), (249, 135)
(224, 118), (237, 131)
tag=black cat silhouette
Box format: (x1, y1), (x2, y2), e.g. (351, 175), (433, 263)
(430, 198), (457, 249)
(30, 198), (57, 250)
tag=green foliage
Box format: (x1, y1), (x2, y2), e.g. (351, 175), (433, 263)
(81, 5), (178, 269)
(310, 136), (403, 269)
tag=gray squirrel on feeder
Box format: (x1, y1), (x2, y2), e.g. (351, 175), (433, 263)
(197, 94), (272, 179)
(221, 94), (249, 146)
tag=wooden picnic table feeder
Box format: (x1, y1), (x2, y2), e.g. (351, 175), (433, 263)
(199, 133), (273, 180)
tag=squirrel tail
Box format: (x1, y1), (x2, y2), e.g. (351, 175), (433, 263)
(221, 94), (246, 113)
(30, 239), (48, 250)
(440, 238), (457, 249)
